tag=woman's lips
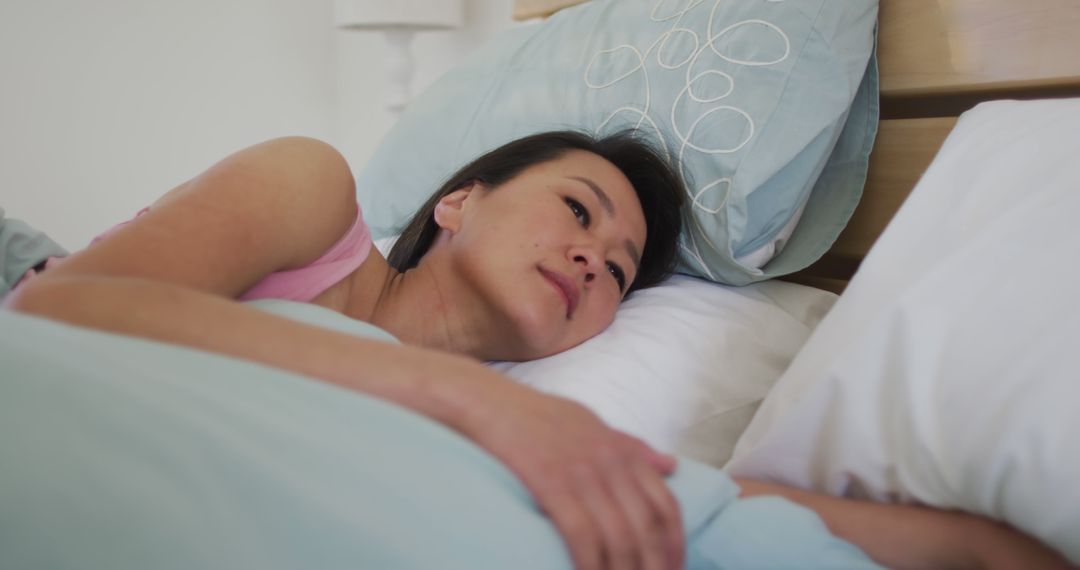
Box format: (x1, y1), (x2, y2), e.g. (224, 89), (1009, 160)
(539, 267), (579, 319)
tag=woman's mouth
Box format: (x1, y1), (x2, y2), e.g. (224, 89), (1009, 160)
(539, 267), (579, 319)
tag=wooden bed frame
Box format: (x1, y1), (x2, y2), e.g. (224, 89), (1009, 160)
(513, 0), (1080, 293)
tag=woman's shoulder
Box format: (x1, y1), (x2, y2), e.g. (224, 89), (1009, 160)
(62, 137), (364, 301)
(170, 136), (361, 268)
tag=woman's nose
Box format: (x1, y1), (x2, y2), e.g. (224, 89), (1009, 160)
(570, 245), (602, 283)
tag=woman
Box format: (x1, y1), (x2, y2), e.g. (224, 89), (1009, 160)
(7, 132), (690, 570)
(6, 132), (1070, 570)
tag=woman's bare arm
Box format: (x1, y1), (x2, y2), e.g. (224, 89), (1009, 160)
(736, 478), (1073, 569)
(3, 134), (500, 445)
(7, 272), (502, 428)
(40, 137), (359, 298)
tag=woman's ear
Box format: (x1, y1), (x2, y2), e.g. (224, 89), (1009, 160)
(433, 182), (479, 234)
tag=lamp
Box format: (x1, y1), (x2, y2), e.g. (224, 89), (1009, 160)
(334, 0), (465, 114)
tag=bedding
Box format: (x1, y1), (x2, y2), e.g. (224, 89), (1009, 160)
(727, 99), (1080, 563)
(5, 0), (1080, 566)
(0, 207), (67, 297)
(0, 301), (880, 569)
(355, 0), (879, 285)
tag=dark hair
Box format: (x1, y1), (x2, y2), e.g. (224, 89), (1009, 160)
(387, 130), (685, 295)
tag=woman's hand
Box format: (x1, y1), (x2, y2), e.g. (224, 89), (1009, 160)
(458, 375), (684, 570)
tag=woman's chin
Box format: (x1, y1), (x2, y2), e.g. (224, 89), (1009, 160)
(498, 312), (571, 360)
(492, 296), (606, 360)
(518, 328), (593, 361)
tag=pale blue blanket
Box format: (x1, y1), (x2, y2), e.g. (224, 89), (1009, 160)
(0, 301), (879, 569)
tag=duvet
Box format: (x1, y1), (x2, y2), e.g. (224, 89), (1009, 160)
(0, 300), (878, 569)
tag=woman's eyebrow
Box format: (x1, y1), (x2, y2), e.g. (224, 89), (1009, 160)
(625, 239), (641, 275)
(567, 175), (641, 273)
(568, 175), (615, 218)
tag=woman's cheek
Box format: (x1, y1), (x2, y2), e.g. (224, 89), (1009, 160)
(589, 294), (620, 333)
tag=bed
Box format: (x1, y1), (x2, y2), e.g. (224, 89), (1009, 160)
(3, 0), (1080, 567)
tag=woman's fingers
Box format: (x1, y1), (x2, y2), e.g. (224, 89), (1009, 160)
(631, 458), (685, 570)
(542, 490), (605, 570)
(539, 451), (682, 570)
(605, 462), (672, 570)
(468, 390), (684, 570)
(642, 447), (678, 475)
(575, 463), (644, 570)
(620, 435), (683, 568)
(574, 442), (684, 570)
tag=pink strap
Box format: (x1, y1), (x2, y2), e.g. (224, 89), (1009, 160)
(239, 208), (372, 302)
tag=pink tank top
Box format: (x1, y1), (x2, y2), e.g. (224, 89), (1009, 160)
(238, 207), (373, 302)
(19, 205), (374, 303)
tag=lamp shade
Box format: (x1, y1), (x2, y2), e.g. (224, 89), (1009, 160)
(334, 0), (465, 31)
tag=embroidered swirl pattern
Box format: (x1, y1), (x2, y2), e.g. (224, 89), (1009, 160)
(583, 0), (790, 278)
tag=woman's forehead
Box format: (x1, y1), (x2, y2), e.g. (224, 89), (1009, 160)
(533, 152), (636, 204)
(571, 150), (641, 199)
(544, 149), (623, 179)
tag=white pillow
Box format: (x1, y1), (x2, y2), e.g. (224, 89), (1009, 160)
(376, 233), (835, 466)
(490, 275), (836, 468)
(727, 99), (1080, 563)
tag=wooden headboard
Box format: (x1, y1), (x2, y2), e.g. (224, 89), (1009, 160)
(792, 0), (1080, 292)
(514, 0), (1080, 292)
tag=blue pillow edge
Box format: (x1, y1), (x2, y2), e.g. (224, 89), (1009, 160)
(761, 30), (881, 279)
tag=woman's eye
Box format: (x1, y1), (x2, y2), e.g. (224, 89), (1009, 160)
(607, 262), (627, 292)
(565, 198), (590, 227)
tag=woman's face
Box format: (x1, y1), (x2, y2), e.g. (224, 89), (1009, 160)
(436, 150), (648, 361)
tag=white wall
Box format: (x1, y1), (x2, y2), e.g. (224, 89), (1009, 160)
(335, 0), (517, 174)
(0, 0), (337, 250)
(0, 0), (516, 250)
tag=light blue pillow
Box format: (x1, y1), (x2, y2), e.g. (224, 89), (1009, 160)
(356, 0), (879, 285)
